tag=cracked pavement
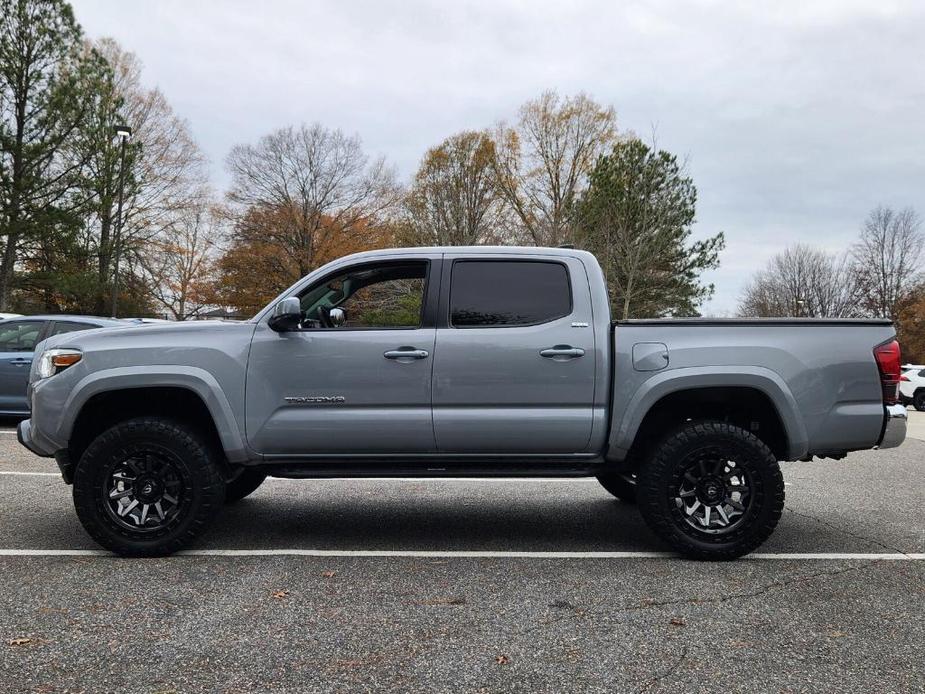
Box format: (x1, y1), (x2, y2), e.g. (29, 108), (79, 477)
(0, 426), (923, 693)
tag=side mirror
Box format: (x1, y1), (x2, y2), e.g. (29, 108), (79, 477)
(268, 297), (302, 332)
(329, 307), (346, 328)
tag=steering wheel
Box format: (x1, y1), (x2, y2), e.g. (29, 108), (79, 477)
(316, 305), (334, 328)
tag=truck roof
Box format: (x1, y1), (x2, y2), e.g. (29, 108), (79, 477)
(334, 246), (597, 263)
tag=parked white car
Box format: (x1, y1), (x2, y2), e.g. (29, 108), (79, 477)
(900, 364), (925, 410)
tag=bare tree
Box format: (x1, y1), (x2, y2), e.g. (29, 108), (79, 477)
(400, 131), (504, 246)
(491, 91), (617, 247)
(851, 205), (923, 320)
(141, 197), (223, 320)
(226, 123), (400, 276)
(83, 38), (208, 313)
(739, 244), (860, 318)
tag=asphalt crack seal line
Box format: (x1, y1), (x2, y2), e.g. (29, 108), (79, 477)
(783, 504), (919, 557)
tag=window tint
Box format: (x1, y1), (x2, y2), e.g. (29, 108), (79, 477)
(49, 321), (97, 337)
(0, 321), (44, 352)
(450, 261), (571, 327)
(300, 262), (427, 329)
(918, 369), (925, 378)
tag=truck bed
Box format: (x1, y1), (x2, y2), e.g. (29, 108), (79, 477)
(608, 318), (897, 461)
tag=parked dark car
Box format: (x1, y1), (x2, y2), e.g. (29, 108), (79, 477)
(0, 316), (127, 415)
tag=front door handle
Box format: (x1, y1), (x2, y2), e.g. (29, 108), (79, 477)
(540, 345), (585, 360)
(384, 347), (429, 361)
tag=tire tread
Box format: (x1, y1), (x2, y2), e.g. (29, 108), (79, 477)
(637, 421), (784, 561)
(72, 417), (225, 557)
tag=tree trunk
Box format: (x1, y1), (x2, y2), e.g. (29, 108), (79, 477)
(0, 232), (19, 311)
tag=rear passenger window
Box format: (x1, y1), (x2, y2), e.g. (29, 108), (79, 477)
(450, 260), (571, 327)
(49, 321), (96, 337)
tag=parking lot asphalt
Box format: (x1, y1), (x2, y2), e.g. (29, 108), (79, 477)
(0, 418), (923, 693)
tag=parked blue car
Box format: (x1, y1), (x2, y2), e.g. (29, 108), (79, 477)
(0, 315), (127, 415)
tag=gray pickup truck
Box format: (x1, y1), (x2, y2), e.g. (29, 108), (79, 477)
(18, 247), (907, 559)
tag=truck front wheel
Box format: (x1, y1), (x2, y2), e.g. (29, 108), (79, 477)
(72, 417), (225, 557)
(637, 421), (784, 560)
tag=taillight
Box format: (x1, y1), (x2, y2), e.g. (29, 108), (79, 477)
(873, 339), (902, 405)
(901, 375), (910, 381)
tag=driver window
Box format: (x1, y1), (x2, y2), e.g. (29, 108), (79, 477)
(299, 262), (427, 329)
(0, 321), (43, 352)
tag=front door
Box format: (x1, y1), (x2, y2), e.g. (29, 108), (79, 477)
(245, 257), (439, 456)
(0, 320), (47, 414)
(432, 255), (596, 453)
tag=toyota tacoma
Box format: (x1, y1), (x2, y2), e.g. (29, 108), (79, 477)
(18, 247), (907, 559)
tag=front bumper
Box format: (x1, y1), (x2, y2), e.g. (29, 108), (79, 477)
(878, 404), (907, 449)
(18, 418), (74, 483)
(17, 419), (42, 456)
(17, 418), (57, 458)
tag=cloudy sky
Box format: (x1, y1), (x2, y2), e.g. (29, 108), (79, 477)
(70, 0), (924, 314)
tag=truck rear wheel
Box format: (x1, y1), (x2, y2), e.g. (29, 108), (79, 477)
(225, 469), (267, 503)
(596, 473), (637, 503)
(637, 421), (784, 560)
(72, 417), (225, 557)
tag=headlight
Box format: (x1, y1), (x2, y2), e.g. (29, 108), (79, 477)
(36, 349), (82, 379)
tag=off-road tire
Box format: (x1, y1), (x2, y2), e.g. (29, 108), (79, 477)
(225, 469), (267, 503)
(596, 473), (637, 503)
(73, 417), (225, 557)
(637, 421), (784, 560)
(914, 391), (925, 412)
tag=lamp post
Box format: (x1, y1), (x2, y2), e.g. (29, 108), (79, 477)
(110, 124), (132, 318)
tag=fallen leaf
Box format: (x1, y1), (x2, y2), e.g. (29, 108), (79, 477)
(828, 630), (848, 638)
(729, 640), (751, 649)
(495, 654), (510, 665)
(271, 590), (289, 600)
(9, 637), (31, 647)
(321, 570), (336, 578)
(417, 597), (467, 606)
(669, 617), (686, 627)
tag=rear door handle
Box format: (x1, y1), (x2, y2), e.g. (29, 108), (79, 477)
(384, 347), (429, 361)
(10, 358), (31, 367)
(540, 345), (585, 360)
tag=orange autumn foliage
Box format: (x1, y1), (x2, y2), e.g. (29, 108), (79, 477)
(896, 288), (925, 364)
(211, 204), (396, 316)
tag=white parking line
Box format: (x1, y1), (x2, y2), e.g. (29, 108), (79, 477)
(0, 548), (922, 559)
(0, 471), (598, 481)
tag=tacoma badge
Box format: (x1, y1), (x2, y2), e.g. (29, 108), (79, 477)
(284, 395), (346, 404)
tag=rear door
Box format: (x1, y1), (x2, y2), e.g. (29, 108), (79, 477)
(432, 254), (596, 453)
(0, 319), (48, 413)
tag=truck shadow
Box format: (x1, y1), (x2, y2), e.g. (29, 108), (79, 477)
(203, 483), (665, 552)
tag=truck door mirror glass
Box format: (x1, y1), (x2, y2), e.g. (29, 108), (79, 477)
(268, 297), (302, 332)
